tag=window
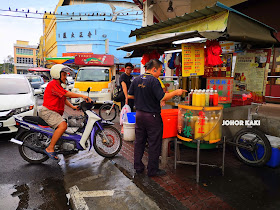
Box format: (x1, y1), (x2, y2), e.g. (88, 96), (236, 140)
(0, 78), (30, 94)
(16, 48), (33, 55)
(76, 68), (110, 82)
(16, 57), (34, 64)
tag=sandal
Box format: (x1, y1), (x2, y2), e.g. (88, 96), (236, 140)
(44, 149), (58, 160)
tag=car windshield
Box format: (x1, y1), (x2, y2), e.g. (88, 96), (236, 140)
(0, 78), (30, 94)
(26, 76), (41, 82)
(76, 68), (109, 82)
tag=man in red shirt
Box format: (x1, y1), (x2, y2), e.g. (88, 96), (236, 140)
(39, 64), (92, 160)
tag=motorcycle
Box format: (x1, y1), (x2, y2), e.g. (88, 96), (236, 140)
(10, 101), (122, 164)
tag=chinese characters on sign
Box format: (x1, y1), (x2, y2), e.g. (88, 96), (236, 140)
(207, 77), (233, 103)
(58, 31), (94, 39)
(182, 43), (205, 77)
(183, 111), (193, 138)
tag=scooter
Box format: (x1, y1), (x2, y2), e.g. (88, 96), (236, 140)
(10, 100), (122, 164)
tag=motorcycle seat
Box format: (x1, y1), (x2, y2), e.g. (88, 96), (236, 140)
(23, 116), (49, 127)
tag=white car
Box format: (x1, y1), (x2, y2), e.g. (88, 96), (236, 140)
(0, 74), (38, 134)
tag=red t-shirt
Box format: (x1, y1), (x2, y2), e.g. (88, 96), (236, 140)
(43, 79), (68, 115)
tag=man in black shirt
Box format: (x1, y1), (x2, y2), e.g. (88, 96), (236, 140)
(128, 59), (186, 177)
(119, 63), (134, 109)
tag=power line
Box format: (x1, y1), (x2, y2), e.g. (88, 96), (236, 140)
(0, 13), (142, 25)
(0, 8), (143, 17)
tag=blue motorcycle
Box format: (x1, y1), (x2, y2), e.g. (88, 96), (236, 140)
(10, 101), (122, 164)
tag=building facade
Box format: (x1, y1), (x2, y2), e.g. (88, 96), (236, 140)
(41, 0), (142, 67)
(14, 40), (38, 74)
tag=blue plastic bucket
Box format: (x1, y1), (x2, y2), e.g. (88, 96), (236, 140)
(127, 112), (136, 123)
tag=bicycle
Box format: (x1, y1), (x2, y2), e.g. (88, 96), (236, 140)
(229, 103), (272, 166)
(99, 101), (120, 121)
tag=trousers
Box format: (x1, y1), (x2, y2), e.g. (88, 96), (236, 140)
(134, 110), (163, 176)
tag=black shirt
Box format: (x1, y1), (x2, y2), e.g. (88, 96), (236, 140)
(119, 73), (133, 91)
(128, 73), (165, 113)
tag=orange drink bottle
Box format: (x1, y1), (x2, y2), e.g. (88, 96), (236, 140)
(195, 118), (202, 140)
(192, 90), (197, 106)
(203, 117), (210, 141)
(201, 89), (206, 107)
(209, 117), (216, 140)
(213, 90), (219, 106)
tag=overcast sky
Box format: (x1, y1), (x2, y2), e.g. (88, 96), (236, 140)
(0, 0), (58, 63)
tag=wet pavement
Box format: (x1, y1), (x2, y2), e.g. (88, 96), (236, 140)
(3, 103), (280, 209)
(0, 134), (70, 210)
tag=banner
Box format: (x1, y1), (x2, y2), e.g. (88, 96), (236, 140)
(182, 43), (205, 77)
(75, 54), (114, 66)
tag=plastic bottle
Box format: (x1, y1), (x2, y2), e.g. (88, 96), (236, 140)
(214, 116), (221, 140)
(201, 89), (206, 107)
(213, 90), (219, 106)
(196, 90), (201, 107)
(192, 90), (197, 106)
(209, 117), (216, 140)
(209, 89), (214, 106)
(205, 89), (210, 107)
(203, 117), (210, 141)
(195, 118), (202, 140)
(190, 116), (197, 138)
(188, 89), (194, 105)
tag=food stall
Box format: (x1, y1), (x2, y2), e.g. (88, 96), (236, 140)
(117, 2), (279, 181)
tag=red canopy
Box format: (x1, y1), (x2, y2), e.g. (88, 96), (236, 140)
(28, 67), (50, 72)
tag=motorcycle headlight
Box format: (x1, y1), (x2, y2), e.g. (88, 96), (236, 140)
(101, 88), (110, 93)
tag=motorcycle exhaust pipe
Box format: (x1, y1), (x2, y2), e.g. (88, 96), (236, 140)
(10, 138), (45, 154)
(10, 138), (23, 145)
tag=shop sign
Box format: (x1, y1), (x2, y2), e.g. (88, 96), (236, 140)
(182, 43), (204, 77)
(219, 41), (235, 53)
(74, 54), (114, 66)
(207, 77), (233, 103)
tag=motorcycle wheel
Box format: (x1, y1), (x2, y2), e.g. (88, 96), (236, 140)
(18, 132), (49, 164)
(233, 128), (271, 167)
(93, 125), (122, 158)
(99, 104), (117, 121)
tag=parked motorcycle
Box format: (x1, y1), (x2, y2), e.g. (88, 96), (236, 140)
(10, 101), (122, 164)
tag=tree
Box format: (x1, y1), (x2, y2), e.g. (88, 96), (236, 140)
(2, 55), (14, 74)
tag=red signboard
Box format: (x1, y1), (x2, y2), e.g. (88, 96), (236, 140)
(74, 54), (114, 66)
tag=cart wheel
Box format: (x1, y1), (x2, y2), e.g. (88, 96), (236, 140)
(233, 128), (271, 167)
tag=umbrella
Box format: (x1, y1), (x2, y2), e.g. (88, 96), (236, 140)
(28, 67), (50, 72)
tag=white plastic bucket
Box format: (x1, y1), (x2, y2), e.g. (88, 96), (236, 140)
(123, 122), (135, 141)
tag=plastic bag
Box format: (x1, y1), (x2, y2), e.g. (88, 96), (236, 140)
(120, 104), (131, 125)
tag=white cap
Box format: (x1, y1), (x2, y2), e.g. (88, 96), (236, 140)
(214, 90), (218, 92)
(206, 89), (209, 93)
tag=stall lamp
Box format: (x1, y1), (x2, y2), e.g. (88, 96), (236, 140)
(164, 49), (182, 54)
(167, 0), (174, 12)
(172, 37), (207, 45)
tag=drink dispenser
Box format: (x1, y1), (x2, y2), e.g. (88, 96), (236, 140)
(177, 102), (223, 144)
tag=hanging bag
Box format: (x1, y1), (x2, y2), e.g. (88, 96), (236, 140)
(112, 86), (125, 102)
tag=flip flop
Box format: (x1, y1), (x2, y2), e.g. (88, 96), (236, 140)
(44, 149), (58, 160)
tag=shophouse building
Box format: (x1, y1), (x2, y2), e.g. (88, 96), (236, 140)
(13, 40), (38, 74)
